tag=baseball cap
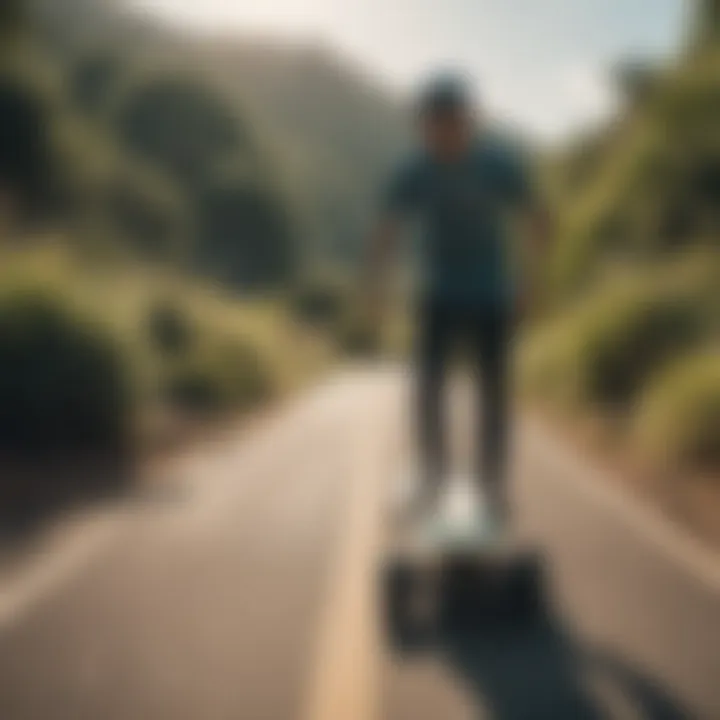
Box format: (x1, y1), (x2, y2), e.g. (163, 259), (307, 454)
(416, 73), (474, 116)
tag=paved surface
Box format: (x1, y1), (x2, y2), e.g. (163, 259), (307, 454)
(0, 369), (718, 720)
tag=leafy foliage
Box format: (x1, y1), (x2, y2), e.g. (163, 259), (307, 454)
(194, 175), (294, 289)
(27, 0), (405, 273)
(164, 336), (274, 414)
(0, 0), (23, 39)
(636, 350), (720, 470)
(0, 281), (135, 457)
(524, 258), (717, 409)
(550, 41), (720, 297)
(68, 50), (122, 115)
(290, 274), (352, 327)
(99, 161), (188, 262)
(0, 77), (54, 218)
(146, 298), (195, 358)
(115, 75), (250, 189)
(533, 4), (720, 475)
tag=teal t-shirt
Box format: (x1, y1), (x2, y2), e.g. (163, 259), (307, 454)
(383, 133), (533, 307)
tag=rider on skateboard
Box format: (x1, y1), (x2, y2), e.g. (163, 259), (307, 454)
(366, 73), (549, 534)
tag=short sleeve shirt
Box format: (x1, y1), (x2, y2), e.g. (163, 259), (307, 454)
(383, 133), (533, 306)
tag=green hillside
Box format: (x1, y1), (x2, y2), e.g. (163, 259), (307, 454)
(528, 0), (720, 474)
(2, 0), (717, 482)
(26, 0), (406, 271)
(0, 0), (369, 474)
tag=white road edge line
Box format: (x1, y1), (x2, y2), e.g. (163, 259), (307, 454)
(0, 513), (125, 630)
(523, 417), (720, 593)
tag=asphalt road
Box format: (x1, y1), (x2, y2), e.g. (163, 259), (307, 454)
(0, 369), (718, 720)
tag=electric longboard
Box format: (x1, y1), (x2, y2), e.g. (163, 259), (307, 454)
(381, 482), (545, 650)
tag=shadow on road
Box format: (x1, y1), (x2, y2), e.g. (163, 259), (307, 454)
(386, 581), (695, 719)
(438, 612), (691, 720)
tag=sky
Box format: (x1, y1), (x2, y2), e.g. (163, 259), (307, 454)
(129, 0), (689, 141)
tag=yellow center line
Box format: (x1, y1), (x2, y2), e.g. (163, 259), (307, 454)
(303, 396), (391, 720)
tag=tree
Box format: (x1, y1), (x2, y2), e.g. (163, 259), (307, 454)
(0, 80), (53, 221)
(614, 58), (660, 105)
(195, 177), (296, 290)
(692, 0), (720, 51)
(116, 76), (251, 189)
(0, 0), (23, 38)
(70, 51), (122, 115)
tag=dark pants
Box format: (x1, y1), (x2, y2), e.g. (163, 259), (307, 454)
(416, 297), (511, 509)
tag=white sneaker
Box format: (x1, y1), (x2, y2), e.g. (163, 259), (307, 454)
(477, 503), (508, 545)
(426, 497), (508, 550)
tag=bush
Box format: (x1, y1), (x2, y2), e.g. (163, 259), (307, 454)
(69, 51), (123, 115)
(195, 175), (296, 290)
(146, 297), (195, 358)
(115, 74), (246, 188)
(521, 314), (584, 405)
(101, 164), (187, 262)
(574, 285), (707, 406)
(291, 275), (350, 327)
(523, 269), (713, 408)
(0, 77), (55, 220)
(0, 284), (136, 457)
(165, 335), (274, 414)
(635, 351), (720, 471)
(335, 309), (381, 357)
(549, 49), (720, 298)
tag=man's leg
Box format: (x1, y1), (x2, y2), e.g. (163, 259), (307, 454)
(473, 306), (511, 519)
(416, 299), (452, 504)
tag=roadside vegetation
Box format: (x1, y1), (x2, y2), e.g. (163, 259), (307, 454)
(1, 0), (718, 528)
(0, 247), (330, 462)
(523, 4), (720, 483)
(0, 0), (359, 512)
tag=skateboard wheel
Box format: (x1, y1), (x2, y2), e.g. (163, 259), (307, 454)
(382, 560), (431, 652)
(438, 557), (493, 632)
(437, 551), (546, 631)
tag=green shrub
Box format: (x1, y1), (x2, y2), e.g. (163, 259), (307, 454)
(101, 164), (187, 262)
(0, 0), (23, 38)
(335, 309), (381, 357)
(523, 270), (713, 408)
(146, 297), (195, 358)
(291, 275), (351, 327)
(115, 74), (246, 188)
(195, 176), (296, 290)
(0, 284), (136, 457)
(165, 335), (274, 414)
(0, 76), (55, 220)
(575, 285), (708, 406)
(549, 47), (720, 299)
(521, 314), (584, 405)
(635, 351), (720, 471)
(69, 51), (123, 115)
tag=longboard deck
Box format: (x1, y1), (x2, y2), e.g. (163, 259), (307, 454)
(381, 479), (546, 648)
(387, 514), (528, 560)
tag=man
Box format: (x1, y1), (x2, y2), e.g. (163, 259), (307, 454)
(366, 73), (548, 534)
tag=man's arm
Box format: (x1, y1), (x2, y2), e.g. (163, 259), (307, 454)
(499, 140), (553, 319)
(517, 202), (553, 321)
(361, 157), (420, 330)
(363, 215), (403, 325)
